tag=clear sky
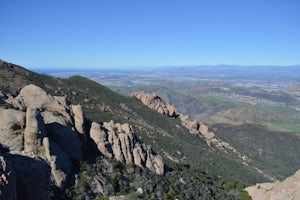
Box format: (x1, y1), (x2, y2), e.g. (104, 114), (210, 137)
(1, 0), (299, 69)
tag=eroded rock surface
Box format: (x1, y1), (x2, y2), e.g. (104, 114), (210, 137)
(0, 85), (83, 190)
(71, 104), (87, 141)
(0, 108), (25, 151)
(0, 84), (165, 199)
(131, 91), (177, 117)
(246, 169), (300, 200)
(24, 107), (46, 154)
(131, 91), (250, 159)
(16, 84), (72, 123)
(90, 120), (164, 175)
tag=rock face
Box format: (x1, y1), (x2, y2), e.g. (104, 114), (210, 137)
(43, 137), (73, 188)
(6, 153), (51, 200)
(90, 120), (164, 175)
(131, 91), (177, 117)
(16, 84), (72, 123)
(24, 107), (46, 154)
(0, 108), (25, 151)
(0, 156), (16, 200)
(0, 85), (165, 199)
(246, 169), (300, 200)
(71, 104), (87, 142)
(0, 84), (84, 192)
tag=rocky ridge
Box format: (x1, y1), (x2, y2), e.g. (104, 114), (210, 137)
(131, 91), (177, 118)
(0, 84), (164, 199)
(246, 169), (300, 200)
(131, 91), (245, 154)
(131, 91), (285, 182)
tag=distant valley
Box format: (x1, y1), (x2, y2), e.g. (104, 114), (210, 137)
(47, 65), (300, 132)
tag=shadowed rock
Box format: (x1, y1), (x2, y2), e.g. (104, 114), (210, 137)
(0, 156), (17, 200)
(43, 137), (73, 188)
(5, 153), (51, 200)
(24, 107), (46, 154)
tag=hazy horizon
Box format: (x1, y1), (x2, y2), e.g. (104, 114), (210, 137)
(1, 0), (300, 69)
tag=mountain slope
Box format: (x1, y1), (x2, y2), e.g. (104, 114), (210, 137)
(0, 59), (270, 199)
(0, 60), (268, 184)
(111, 80), (300, 179)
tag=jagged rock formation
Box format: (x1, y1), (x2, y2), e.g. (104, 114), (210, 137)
(0, 85), (165, 199)
(90, 120), (164, 175)
(179, 114), (250, 162)
(131, 91), (284, 182)
(71, 104), (87, 142)
(131, 91), (177, 117)
(0, 84), (84, 191)
(246, 169), (300, 200)
(131, 91), (243, 153)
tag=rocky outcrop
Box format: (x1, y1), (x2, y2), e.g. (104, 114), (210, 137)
(0, 84), (84, 190)
(0, 108), (25, 151)
(180, 114), (238, 151)
(0, 156), (17, 200)
(131, 91), (250, 160)
(132, 91), (280, 182)
(0, 84), (166, 198)
(246, 169), (300, 200)
(131, 91), (177, 117)
(24, 108), (46, 154)
(16, 84), (72, 123)
(90, 120), (164, 175)
(71, 104), (87, 142)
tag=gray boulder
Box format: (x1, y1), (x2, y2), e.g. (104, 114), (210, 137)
(24, 108), (46, 154)
(0, 108), (25, 151)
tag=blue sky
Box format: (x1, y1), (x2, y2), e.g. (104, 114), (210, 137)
(1, 0), (299, 69)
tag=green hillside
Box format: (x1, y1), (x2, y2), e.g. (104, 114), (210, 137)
(0, 59), (280, 199)
(110, 80), (300, 180)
